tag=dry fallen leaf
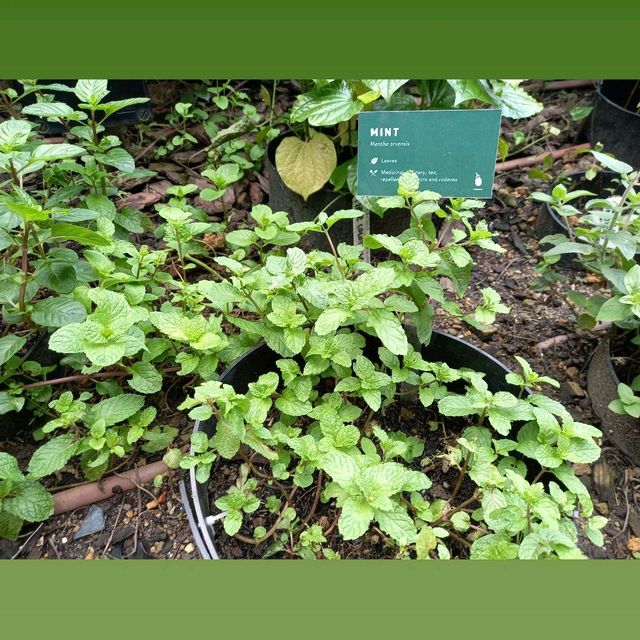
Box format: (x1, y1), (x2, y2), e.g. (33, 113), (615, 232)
(627, 537), (640, 554)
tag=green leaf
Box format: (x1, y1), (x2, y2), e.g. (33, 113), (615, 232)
(315, 308), (350, 335)
(362, 80), (408, 102)
(74, 79), (109, 104)
(22, 102), (76, 119)
(470, 534), (519, 559)
(49, 223), (111, 247)
(591, 150), (633, 175)
(87, 394), (145, 427)
(32, 143), (84, 161)
(0, 511), (23, 541)
(223, 510), (243, 536)
(30, 298), (87, 328)
(437, 394), (478, 417)
(0, 452), (23, 481)
(290, 81), (363, 127)
(544, 241), (593, 257)
(367, 309), (408, 356)
(0, 335), (26, 367)
(4, 480), (54, 522)
(275, 132), (337, 200)
(96, 147), (135, 173)
(596, 297), (632, 322)
(28, 434), (78, 479)
(321, 450), (357, 486)
(375, 506), (417, 544)
(0, 119), (32, 151)
(339, 497), (375, 540)
(416, 526), (438, 558)
(128, 362), (163, 394)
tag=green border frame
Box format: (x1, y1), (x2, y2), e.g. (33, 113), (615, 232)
(2, 1), (640, 635)
(4, 1), (640, 76)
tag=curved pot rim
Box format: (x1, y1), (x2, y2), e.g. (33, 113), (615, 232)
(186, 330), (520, 559)
(596, 80), (640, 120)
(543, 169), (620, 234)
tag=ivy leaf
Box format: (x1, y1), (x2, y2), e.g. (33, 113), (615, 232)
(27, 434), (78, 479)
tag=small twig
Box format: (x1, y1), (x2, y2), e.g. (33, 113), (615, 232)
(102, 496), (126, 558)
(124, 488), (142, 559)
(113, 472), (160, 508)
(301, 471), (324, 527)
(324, 511), (340, 537)
(10, 523), (44, 560)
(21, 367), (180, 390)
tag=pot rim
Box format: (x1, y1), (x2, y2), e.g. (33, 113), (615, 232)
(543, 169), (621, 233)
(596, 80), (640, 120)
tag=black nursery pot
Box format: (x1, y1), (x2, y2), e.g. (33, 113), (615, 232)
(589, 80), (640, 169)
(587, 332), (640, 465)
(181, 330), (521, 559)
(18, 80), (154, 134)
(534, 170), (620, 266)
(0, 333), (60, 442)
(265, 134), (411, 252)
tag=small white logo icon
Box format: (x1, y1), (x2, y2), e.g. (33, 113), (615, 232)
(369, 169), (378, 176)
(370, 157), (379, 165)
(474, 172), (483, 187)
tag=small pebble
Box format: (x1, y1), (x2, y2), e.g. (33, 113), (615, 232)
(184, 543), (195, 554)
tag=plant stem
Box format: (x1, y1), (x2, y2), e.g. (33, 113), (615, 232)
(449, 450), (472, 503)
(185, 254), (221, 277)
(301, 471), (324, 527)
(21, 366), (180, 390)
(323, 229), (346, 279)
(18, 222), (32, 313)
(432, 492), (480, 527)
(600, 173), (639, 261)
(233, 486), (298, 546)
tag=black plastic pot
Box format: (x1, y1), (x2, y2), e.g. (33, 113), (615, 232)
(18, 80), (153, 135)
(181, 330), (521, 559)
(0, 333), (60, 442)
(265, 134), (411, 252)
(587, 332), (640, 465)
(589, 80), (640, 168)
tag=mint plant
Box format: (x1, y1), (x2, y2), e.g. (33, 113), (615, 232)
(0, 452), (54, 541)
(173, 172), (602, 559)
(532, 151), (640, 420)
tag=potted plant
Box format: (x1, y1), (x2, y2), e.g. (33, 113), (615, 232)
(267, 79), (543, 251)
(175, 172), (603, 560)
(532, 152), (640, 464)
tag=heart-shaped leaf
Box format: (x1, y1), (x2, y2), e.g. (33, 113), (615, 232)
(275, 132), (337, 201)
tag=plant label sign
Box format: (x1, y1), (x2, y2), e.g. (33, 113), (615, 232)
(357, 109), (502, 198)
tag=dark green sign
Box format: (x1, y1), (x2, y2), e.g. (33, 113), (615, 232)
(357, 109), (501, 198)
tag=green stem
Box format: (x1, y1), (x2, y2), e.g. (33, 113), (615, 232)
(18, 222), (32, 314)
(600, 173), (639, 261)
(449, 450), (472, 503)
